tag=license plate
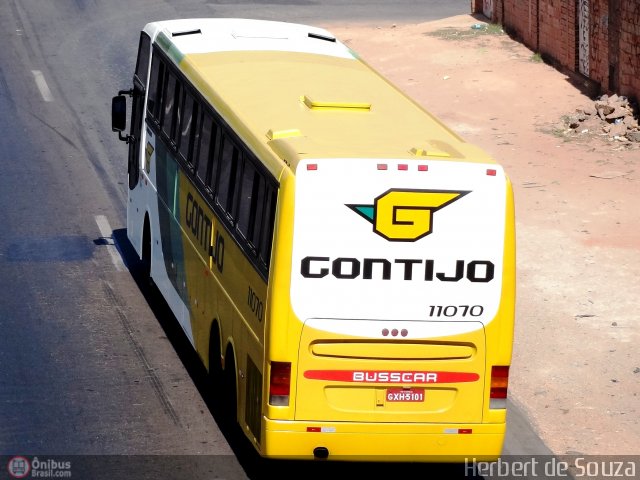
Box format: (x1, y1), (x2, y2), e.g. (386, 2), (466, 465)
(386, 388), (425, 402)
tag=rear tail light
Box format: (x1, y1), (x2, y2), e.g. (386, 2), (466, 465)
(490, 365), (509, 409)
(269, 362), (291, 406)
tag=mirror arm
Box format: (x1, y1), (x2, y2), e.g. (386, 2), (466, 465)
(119, 132), (134, 144)
(118, 89), (134, 97)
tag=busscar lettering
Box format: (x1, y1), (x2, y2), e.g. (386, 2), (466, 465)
(353, 371), (438, 383)
(301, 256), (494, 282)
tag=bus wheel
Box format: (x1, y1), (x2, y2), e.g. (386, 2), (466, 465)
(208, 323), (223, 387)
(141, 216), (152, 285)
(222, 347), (237, 427)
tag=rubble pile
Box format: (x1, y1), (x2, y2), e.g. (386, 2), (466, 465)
(564, 93), (640, 144)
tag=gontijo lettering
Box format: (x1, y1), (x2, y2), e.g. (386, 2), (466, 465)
(185, 191), (212, 255)
(301, 257), (495, 282)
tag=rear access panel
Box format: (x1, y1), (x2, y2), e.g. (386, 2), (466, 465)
(294, 319), (486, 424)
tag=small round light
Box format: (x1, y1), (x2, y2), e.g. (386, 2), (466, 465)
(382, 328), (389, 336)
(391, 329), (399, 337)
(401, 329), (408, 337)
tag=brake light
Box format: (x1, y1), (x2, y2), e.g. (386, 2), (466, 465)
(269, 362), (291, 406)
(490, 366), (509, 408)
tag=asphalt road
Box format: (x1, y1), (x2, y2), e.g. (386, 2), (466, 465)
(0, 0), (550, 478)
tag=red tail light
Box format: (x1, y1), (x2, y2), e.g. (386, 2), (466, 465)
(490, 366), (509, 408)
(269, 362), (291, 406)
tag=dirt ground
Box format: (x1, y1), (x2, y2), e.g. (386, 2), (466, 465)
(324, 15), (640, 455)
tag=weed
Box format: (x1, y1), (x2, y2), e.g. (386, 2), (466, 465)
(425, 23), (504, 41)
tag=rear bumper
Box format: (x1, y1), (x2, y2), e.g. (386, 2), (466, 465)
(261, 418), (505, 461)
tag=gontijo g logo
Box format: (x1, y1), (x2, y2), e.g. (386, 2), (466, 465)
(347, 189), (469, 241)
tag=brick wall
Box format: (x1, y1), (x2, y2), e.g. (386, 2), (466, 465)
(619, 2), (640, 99)
(471, 0), (640, 104)
(538, 0), (576, 70)
(589, 0), (609, 90)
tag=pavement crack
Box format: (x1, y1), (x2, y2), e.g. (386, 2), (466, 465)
(102, 281), (182, 427)
(28, 110), (80, 151)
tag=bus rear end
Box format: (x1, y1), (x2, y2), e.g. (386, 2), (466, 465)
(263, 156), (515, 461)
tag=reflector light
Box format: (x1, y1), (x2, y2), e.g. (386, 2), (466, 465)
(398, 164), (408, 171)
(377, 164), (388, 170)
(269, 362), (291, 406)
(444, 428), (473, 434)
(487, 169), (497, 176)
(307, 427), (321, 432)
(307, 164), (318, 171)
(418, 165), (428, 172)
(490, 365), (509, 399)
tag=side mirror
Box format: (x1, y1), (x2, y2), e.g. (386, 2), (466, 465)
(111, 95), (127, 133)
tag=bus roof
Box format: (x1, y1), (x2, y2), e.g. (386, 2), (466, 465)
(145, 19), (495, 178)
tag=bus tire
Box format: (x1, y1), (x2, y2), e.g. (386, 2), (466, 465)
(208, 322), (223, 386)
(141, 215), (152, 286)
(222, 346), (238, 427)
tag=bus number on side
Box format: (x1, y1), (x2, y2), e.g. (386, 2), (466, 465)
(248, 286), (264, 322)
(428, 305), (484, 318)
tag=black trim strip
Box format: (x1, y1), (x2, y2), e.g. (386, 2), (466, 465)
(308, 32), (336, 43)
(172, 29), (202, 37)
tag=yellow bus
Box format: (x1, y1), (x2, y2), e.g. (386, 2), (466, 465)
(112, 18), (515, 461)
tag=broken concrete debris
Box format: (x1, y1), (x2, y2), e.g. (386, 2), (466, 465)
(563, 93), (640, 144)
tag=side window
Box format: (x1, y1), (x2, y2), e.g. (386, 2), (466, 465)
(205, 121), (220, 193)
(237, 160), (258, 241)
(196, 112), (212, 185)
(216, 134), (240, 219)
(161, 72), (179, 141)
(179, 91), (197, 163)
(250, 176), (266, 248)
(174, 84), (183, 144)
(135, 33), (151, 86)
(147, 56), (164, 121)
(259, 187), (277, 267)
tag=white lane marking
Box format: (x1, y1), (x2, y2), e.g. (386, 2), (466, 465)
(31, 70), (53, 102)
(95, 215), (125, 272)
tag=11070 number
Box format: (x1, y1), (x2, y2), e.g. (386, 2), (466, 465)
(428, 305), (484, 317)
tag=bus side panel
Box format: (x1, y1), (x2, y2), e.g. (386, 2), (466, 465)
(171, 168), (268, 446)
